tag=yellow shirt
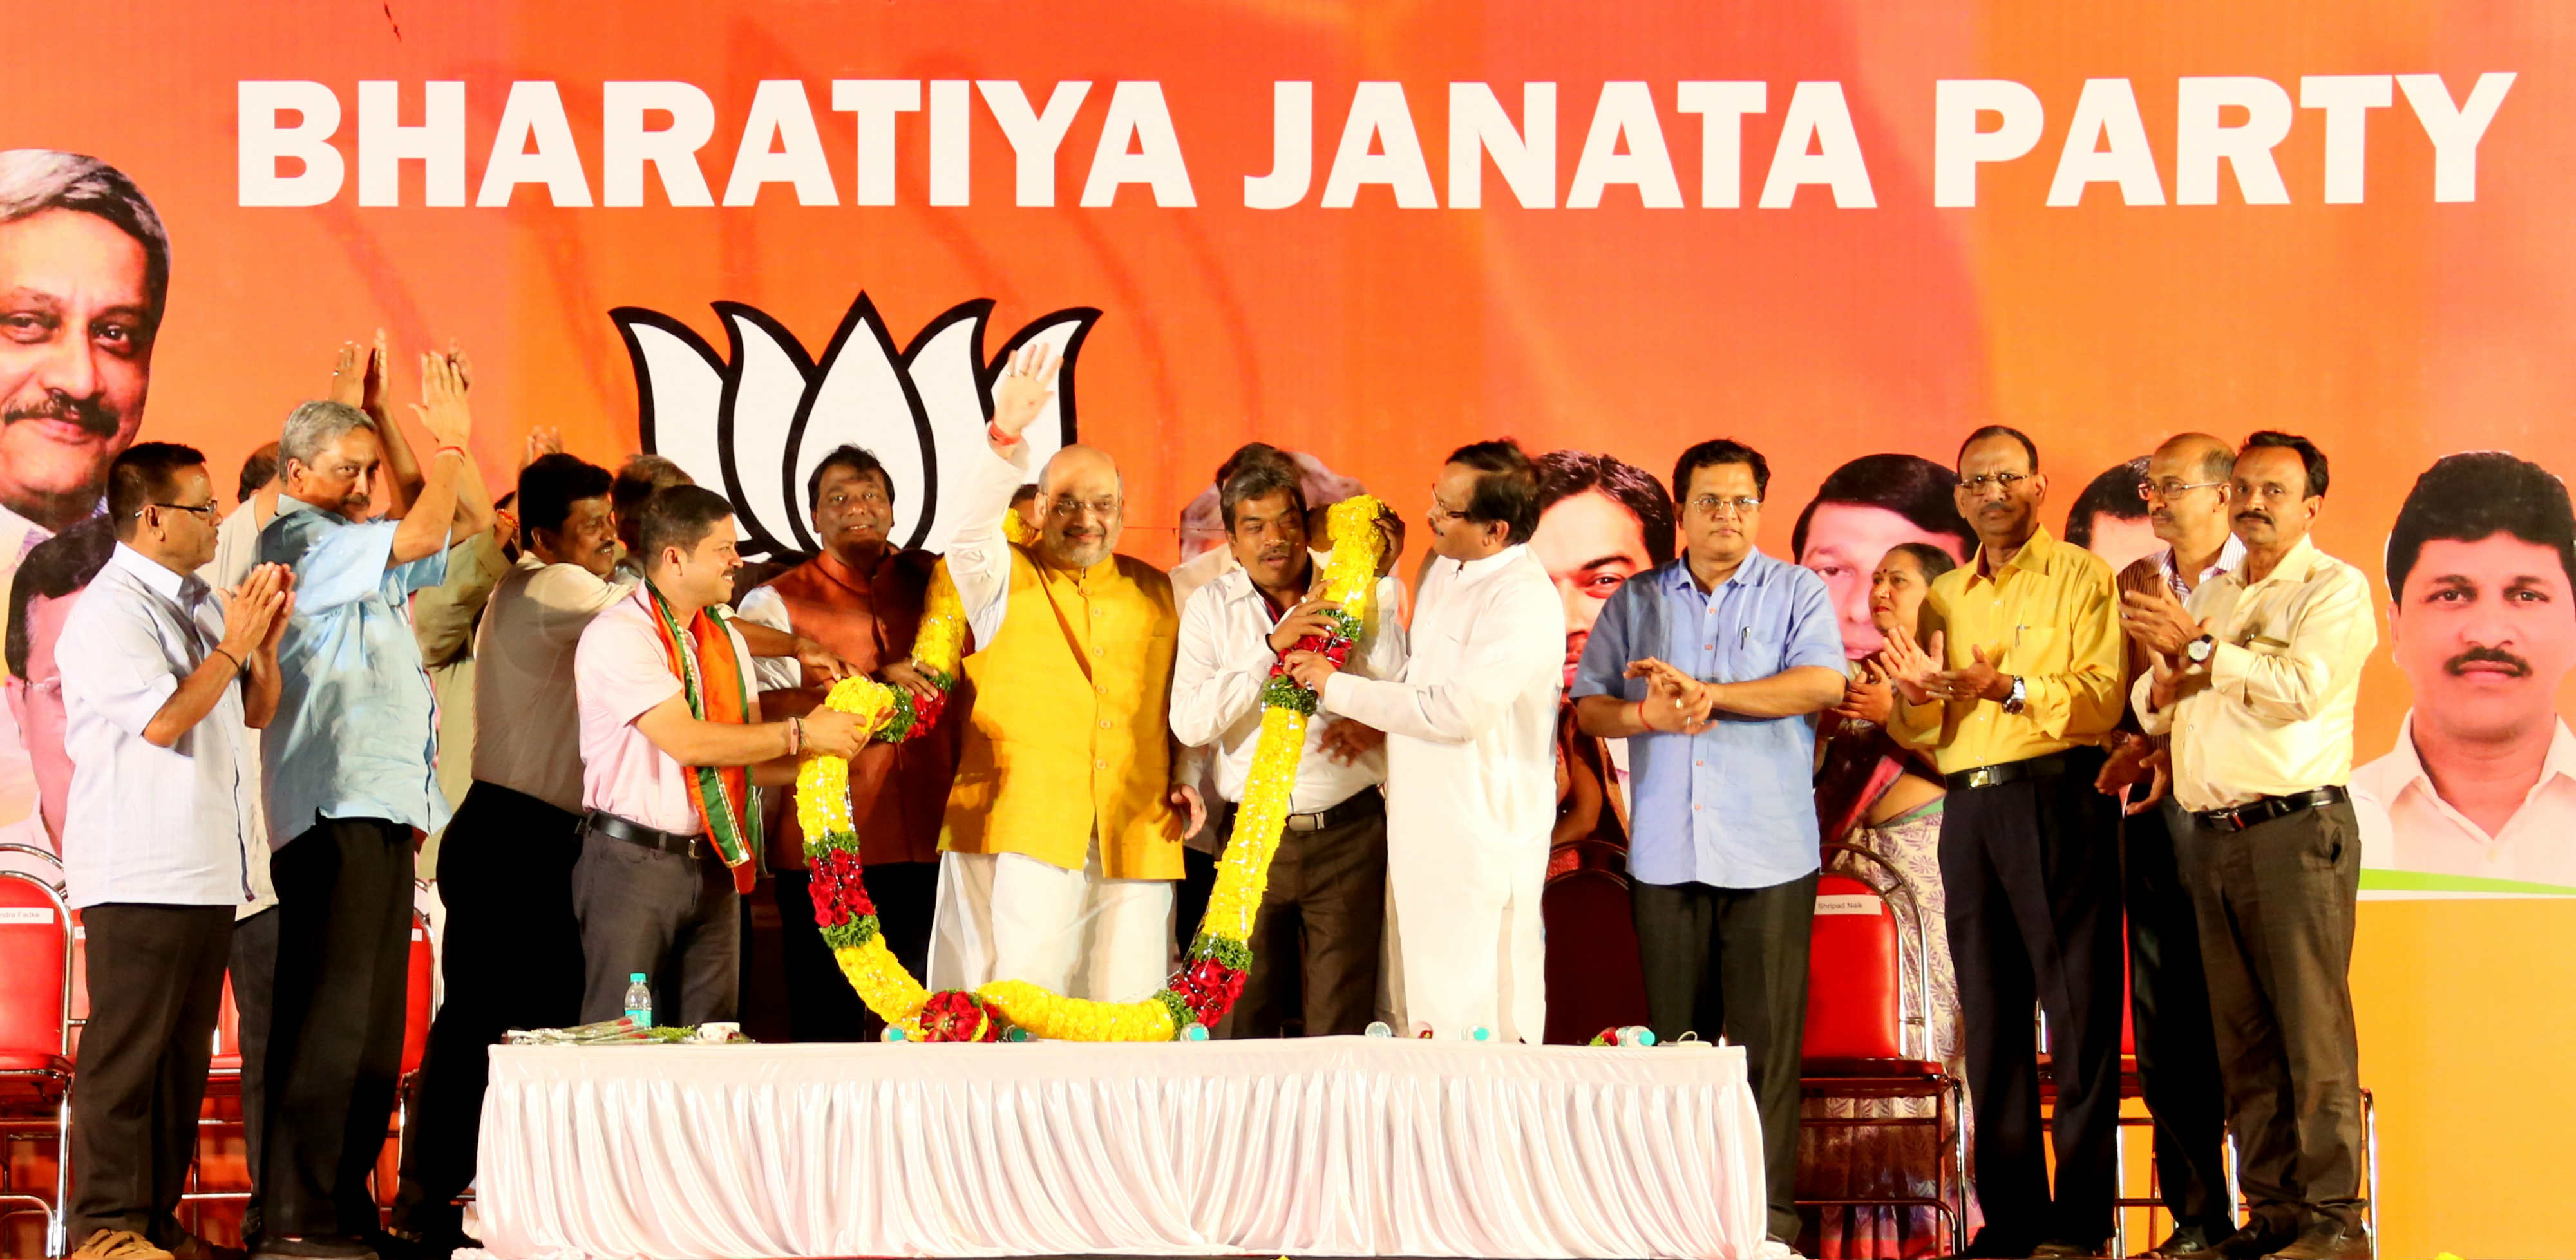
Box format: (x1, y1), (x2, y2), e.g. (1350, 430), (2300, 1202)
(2134, 536), (2376, 813)
(1889, 527), (2125, 774)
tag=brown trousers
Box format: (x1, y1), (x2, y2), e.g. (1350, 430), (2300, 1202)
(1199, 794), (1388, 1039)
(2175, 799), (2367, 1233)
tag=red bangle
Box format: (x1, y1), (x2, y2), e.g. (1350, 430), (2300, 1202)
(1634, 697), (1651, 733)
(985, 422), (1020, 448)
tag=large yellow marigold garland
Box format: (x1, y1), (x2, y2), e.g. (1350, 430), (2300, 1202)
(795, 495), (1387, 1040)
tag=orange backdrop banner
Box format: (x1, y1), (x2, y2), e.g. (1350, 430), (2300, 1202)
(6, 2), (2574, 1255)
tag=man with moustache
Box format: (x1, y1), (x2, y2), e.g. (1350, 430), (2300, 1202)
(735, 444), (956, 1040)
(927, 344), (1204, 1002)
(384, 453), (629, 1258)
(1531, 451), (1675, 847)
(254, 355), (493, 1260)
(1569, 438), (1845, 1252)
(1881, 426), (2126, 1259)
(1170, 457), (1405, 1036)
(2126, 433), (2376, 1260)
(57, 444), (287, 1260)
(2103, 433), (2244, 1259)
(1283, 440), (1561, 1042)
(2353, 453), (2576, 889)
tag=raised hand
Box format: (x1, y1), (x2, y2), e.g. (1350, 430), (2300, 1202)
(1267, 599), (1345, 654)
(327, 341), (364, 408)
(1879, 626), (1942, 704)
(410, 352), (473, 449)
(445, 337), (475, 390)
(361, 328), (392, 420)
(522, 426), (564, 469)
(990, 342), (1062, 442)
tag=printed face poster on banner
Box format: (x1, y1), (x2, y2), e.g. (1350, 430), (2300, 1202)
(9, 1), (2576, 1252)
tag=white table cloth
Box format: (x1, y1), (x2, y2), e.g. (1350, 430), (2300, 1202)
(466, 1036), (1765, 1259)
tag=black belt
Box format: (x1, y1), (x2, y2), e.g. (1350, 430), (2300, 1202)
(1284, 791), (1384, 834)
(583, 809), (709, 860)
(1944, 752), (2070, 792)
(2192, 787), (2349, 834)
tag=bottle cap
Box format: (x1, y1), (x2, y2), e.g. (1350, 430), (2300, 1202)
(630, 973), (647, 983)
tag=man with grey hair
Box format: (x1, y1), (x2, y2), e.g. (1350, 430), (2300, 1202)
(254, 352), (491, 1260)
(925, 344), (1205, 1004)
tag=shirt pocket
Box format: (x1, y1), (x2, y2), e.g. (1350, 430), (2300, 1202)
(2008, 624), (2059, 673)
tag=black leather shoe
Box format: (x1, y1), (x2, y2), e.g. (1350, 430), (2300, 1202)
(1946, 1227), (2040, 1259)
(2139, 1227), (2217, 1259)
(2031, 1241), (2112, 1259)
(2213, 1223), (2297, 1260)
(2262, 1221), (2372, 1260)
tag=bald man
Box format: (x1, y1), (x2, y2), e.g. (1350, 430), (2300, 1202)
(924, 346), (1202, 1002)
(2103, 431), (2244, 1258)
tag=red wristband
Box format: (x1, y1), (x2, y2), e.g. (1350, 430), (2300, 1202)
(1634, 697), (1651, 733)
(986, 422), (1020, 448)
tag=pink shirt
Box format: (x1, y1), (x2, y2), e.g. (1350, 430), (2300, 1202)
(575, 589), (760, 836)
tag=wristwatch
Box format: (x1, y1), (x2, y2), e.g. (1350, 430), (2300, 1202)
(2000, 675), (2027, 715)
(2186, 633), (2217, 666)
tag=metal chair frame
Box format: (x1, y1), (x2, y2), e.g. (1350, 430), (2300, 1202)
(0, 861), (75, 1258)
(1797, 840), (1969, 1255)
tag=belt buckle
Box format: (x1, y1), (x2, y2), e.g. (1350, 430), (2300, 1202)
(1285, 811), (1322, 832)
(686, 834), (705, 860)
(1966, 767), (1999, 790)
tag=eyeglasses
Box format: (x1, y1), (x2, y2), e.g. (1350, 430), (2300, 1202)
(1686, 494), (1762, 517)
(1046, 496), (1120, 520)
(1956, 472), (2030, 494)
(1426, 498), (1471, 525)
(145, 501), (218, 522)
(2137, 479), (2226, 502)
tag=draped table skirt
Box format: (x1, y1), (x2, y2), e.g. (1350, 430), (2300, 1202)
(464, 1036), (1765, 1259)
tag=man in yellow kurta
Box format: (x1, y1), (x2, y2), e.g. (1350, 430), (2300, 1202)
(924, 344), (1203, 1002)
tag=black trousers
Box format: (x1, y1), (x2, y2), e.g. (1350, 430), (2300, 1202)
(1632, 869), (1819, 1245)
(2176, 800), (2367, 1234)
(773, 859), (936, 1041)
(263, 818), (416, 1240)
(390, 783), (584, 1235)
(228, 905), (279, 1243)
(1939, 748), (2123, 1248)
(2124, 797), (2235, 1235)
(1211, 796), (1388, 1039)
(68, 903), (235, 1245)
(571, 827), (740, 1026)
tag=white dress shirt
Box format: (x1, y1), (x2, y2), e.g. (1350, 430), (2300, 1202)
(2134, 536), (2377, 813)
(57, 545), (274, 911)
(475, 555), (638, 813)
(1171, 554), (1408, 815)
(1319, 543), (1562, 1041)
(2354, 713), (2576, 890)
(945, 444), (1041, 641)
(575, 588), (761, 835)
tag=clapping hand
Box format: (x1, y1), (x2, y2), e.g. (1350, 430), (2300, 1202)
(1879, 626), (1944, 705)
(1830, 658), (1895, 724)
(410, 352), (473, 449)
(220, 564), (291, 660)
(522, 426), (564, 469)
(2119, 587), (2206, 658)
(1624, 657), (1715, 733)
(1935, 644), (2011, 704)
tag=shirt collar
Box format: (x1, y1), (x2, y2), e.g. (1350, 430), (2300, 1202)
(1215, 550), (1327, 605)
(2158, 534), (2246, 591)
(2387, 710), (2576, 797)
(110, 541), (207, 608)
(1967, 525), (2062, 583)
(1448, 543), (1526, 588)
(1658, 548), (1780, 595)
(2231, 534), (2323, 593)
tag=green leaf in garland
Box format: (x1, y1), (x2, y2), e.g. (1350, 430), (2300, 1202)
(1262, 674), (1319, 715)
(1152, 987), (1195, 1037)
(1184, 933), (1252, 971)
(820, 913), (882, 951)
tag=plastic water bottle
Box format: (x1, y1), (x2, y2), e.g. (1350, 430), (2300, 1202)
(623, 973), (652, 1028)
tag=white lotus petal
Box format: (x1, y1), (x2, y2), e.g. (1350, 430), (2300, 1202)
(904, 305), (996, 556)
(795, 297), (933, 550)
(616, 313), (728, 502)
(717, 307), (814, 556)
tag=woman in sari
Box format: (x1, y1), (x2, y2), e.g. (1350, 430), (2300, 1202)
(1804, 541), (1976, 1259)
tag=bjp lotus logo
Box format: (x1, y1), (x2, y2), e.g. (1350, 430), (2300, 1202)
(612, 294), (1097, 557)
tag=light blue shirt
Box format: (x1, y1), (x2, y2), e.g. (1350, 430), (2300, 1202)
(259, 496), (451, 845)
(1569, 550), (1843, 889)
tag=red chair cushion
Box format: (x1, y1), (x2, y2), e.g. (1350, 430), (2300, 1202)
(1802, 874), (1906, 1060)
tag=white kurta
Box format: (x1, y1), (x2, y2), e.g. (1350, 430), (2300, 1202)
(1319, 543), (1562, 1042)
